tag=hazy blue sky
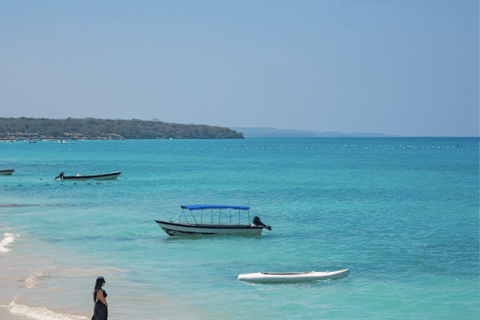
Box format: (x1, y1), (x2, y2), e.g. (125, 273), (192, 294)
(0, 0), (478, 136)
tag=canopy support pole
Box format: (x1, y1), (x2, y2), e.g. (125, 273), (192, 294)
(189, 209), (197, 224)
(182, 208), (188, 223)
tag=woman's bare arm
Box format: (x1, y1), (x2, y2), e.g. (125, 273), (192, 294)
(96, 290), (108, 308)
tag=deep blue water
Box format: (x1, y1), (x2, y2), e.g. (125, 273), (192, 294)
(0, 137), (478, 319)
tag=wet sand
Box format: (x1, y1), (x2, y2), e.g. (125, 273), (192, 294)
(0, 233), (90, 320)
(0, 231), (192, 320)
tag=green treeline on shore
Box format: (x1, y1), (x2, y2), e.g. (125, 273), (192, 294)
(0, 117), (244, 140)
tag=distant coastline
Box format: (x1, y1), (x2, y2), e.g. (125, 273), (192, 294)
(0, 117), (244, 141)
(231, 127), (398, 138)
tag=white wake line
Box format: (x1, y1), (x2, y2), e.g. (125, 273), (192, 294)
(1, 297), (89, 320)
(0, 233), (14, 253)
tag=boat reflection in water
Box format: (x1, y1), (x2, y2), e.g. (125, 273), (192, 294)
(155, 205), (272, 237)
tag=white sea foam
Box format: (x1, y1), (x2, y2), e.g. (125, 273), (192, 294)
(0, 233), (14, 253)
(1, 297), (88, 320)
(25, 275), (38, 289)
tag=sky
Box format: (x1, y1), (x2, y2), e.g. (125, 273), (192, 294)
(0, 0), (478, 136)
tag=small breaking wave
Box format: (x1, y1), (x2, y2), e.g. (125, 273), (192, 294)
(25, 275), (38, 289)
(0, 233), (14, 253)
(0, 297), (88, 320)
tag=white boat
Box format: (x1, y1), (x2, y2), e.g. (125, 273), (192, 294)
(0, 169), (14, 176)
(238, 269), (350, 283)
(155, 205), (272, 237)
(54, 171), (121, 181)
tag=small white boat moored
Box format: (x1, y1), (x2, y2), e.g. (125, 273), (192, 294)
(54, 171), (121, 181)
(0, 169), (14, 176)
(238, 269), (350, 283)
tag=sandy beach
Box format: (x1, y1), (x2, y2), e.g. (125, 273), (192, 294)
(0, 229), (199, 320)
(0, 232), (98, 320)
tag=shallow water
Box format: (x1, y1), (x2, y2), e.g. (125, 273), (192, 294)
(0, 138), (478, 319)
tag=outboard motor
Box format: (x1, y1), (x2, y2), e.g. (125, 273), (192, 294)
(253, 216), (272, 231)
(54, 172), (64, 180)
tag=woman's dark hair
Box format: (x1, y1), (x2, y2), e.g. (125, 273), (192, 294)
(93, 277), (105, 303)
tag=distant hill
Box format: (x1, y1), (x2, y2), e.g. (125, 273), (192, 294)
(0, 117), (244, 140)
(230, 127), (397, 138)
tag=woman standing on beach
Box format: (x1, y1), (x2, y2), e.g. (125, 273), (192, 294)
(92, 277), (108, 320)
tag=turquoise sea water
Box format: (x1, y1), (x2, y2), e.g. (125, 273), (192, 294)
(0, 138), (478, 319)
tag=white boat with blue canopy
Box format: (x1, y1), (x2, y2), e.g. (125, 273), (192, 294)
(155, 205), (272, 237)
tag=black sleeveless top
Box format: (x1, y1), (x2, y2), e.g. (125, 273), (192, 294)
(95, 289), (107, 303)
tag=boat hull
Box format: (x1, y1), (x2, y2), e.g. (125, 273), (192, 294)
(0, 170), (14, 176)
(155, 220), (263, 237)
(60, 172), (121, 181)
(238, 269), (350, 283)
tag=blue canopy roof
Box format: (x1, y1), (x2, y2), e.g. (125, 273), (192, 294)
(181, 205), (250, 211)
